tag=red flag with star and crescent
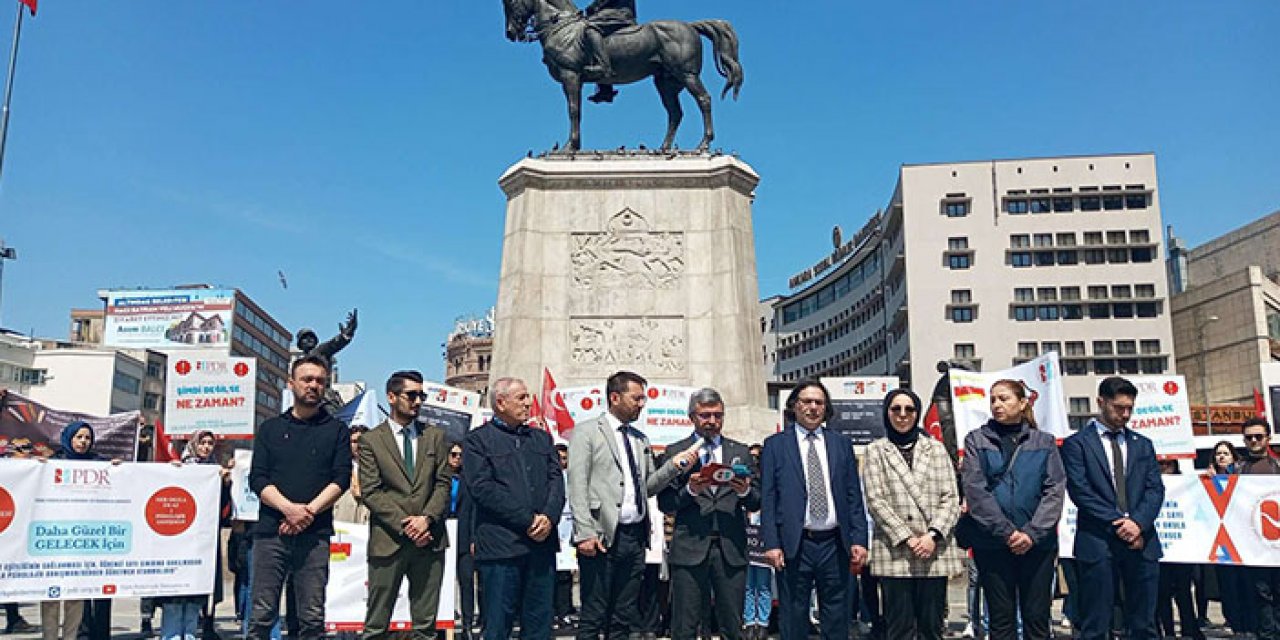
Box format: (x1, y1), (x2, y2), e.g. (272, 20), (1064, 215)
(541, 368), (576, 440)
(19, 0), (36, 16)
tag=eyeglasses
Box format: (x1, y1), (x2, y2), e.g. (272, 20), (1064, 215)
(449, 451), (462, 457)
(889, 406), (917, 414)
(399, 391), (428, 401)
(1244, 434), (1269, 442)
(694, 411), (725, 421)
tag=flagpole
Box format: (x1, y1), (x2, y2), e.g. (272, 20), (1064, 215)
(0, 0), (24, 187)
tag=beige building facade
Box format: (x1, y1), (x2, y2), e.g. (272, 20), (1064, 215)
(770, 154), (1175, 429)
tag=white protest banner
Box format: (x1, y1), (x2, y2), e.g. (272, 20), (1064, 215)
(1122, 376), (1195, 458)
(418, 382), (481, 443)
(164, 353), (256, 437)
(0, 460), (221, 603)
(325, 520), (457, 632)
(949, 352), (1070, 449)
(824, 377), (898, 446)
(229, 449), (259, 522)
(557, 384), (698, 449)
(556, 502), (577, 572)
(1059, 474), (1280, 566)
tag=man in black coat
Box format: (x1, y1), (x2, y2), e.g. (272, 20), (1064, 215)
(658, 388), (761, 640)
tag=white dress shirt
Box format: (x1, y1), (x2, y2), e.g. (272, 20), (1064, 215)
(797, 425), (838, 531)
(1093, 419), (1128, 485)
(389, 417), (418, 466)
(606, 413), (646, 524)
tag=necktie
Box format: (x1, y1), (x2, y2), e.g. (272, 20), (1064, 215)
(402, 426), (415, 479)
(1107, 430), (1127, 512)
(619, 425), (645, 515)
(806, 431), (828, 522)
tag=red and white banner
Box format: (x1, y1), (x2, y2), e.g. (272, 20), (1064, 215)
(1059, 474), (1280, 566)
(949, 353), (1070, 449)
(1123, 376), (1195, 459)
(0, 460), (221, 602)
(164, 353), (256, 437)
(325, 520), (457, 632)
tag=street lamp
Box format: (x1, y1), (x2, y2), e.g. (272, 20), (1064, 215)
(0, 238), (15, 326)
(1196, 313), (1219, 434)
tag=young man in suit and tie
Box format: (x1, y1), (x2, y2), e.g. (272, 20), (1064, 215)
(358, 370), (454, 639)
(760, 379), (869, 640)
(1061, 376), (1165, 640)
(657, 388), (761, 640)
(568, 371), (699, 640)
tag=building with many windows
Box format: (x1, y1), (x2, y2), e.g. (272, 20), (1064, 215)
(768, 153), (1175, 429)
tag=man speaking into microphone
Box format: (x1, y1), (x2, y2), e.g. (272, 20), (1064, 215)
(658, 388), (761, 640)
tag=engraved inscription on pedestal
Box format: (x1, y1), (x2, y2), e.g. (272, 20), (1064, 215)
(571, 208), (685, 290)
(569, 317), (687, 376)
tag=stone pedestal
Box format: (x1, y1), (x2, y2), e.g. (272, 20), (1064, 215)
(490, 153), (770, 435)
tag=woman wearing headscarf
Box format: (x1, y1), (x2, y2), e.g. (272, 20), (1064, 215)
(160, 430), (231, 640)
(862, 389), (962, 639)
(958, 380), (1065, 640)
(36, 422), (101, 640)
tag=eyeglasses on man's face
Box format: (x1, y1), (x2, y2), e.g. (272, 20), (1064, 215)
(1244, 433), (1269, 442)
(399, 391), (428, 401)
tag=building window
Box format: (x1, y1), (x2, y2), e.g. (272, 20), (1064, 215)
(1107, 231), (1127, 244)
(1117, 340), (1137, 355)
(113, 371), (141, 395)
(1057, 251), (1078, 265)
(1014, 306), (1036, 321)
(1011, 252), (1032, 267)
(1064, 360), (1088, 376)
(948, 237), (970, 250)
(1042, 341), (1061, 354)
(1103, 195), (1124, 210)
(1034, 233), (1054, 247)
(1007, 200), (1029, 214)
(1038, 305), (1060, 321)
(1088, 303), (1111, 319)
(1093, 341), (1114, 355)
(1130, 229), (1150, 243)
(1118, 358), (1140, 374)
(1111, 285), (1132, 299)
(1010, 234), (1031, 248)
(1094, 359), (1117, 374)
(1141, 357), (1166, 374)
(1140, 339), (1161, 354)
(1080, 196), (1101, 211)
(955, 344), (976, 360)
(1083, 232), (1103, 245)
(1088, 286), (1109, 299)
(950, 307), (975, 323)
(951, 289), (972, 304)
(1126, 194), (1148, 209)
(143, 392), (161, 410)
(1131, 247), (1154, 262)
(1056, 232), (1077, 246)
(1113, 303), (1135, 318)
(1106, 249), (1130, 263)
(1065, 341), (1086, 356)
(146, 362), (163, 379)
(1135, 284), (1156, 298)
(945, 201), (970, 217)
(1030, 198), (1051, 214)
(1015, 288), (1035, 302)
(1037, 287), (1057, 301)
(1061, 286), (1081, 301)
(949, 255), (971, 270)
(1053, 197), (1074, 212)
(1035, 252), (1055, 266)
(1136, 302), (1159, 318)
(1084, 249), (1106, 264)
(1018, 343), (1039, 359)
(1062, 304), (1084, 320)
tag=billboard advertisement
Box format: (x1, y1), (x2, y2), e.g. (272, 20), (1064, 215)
(103, 289), (235, 350)
(163, 353), (257, 437)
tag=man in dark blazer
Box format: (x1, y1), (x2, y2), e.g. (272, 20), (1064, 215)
(358, 370), (454, 639)
(760, 379), (869, 640)
(1061, 376), (1165, 640)
(658, 388), (761, 640)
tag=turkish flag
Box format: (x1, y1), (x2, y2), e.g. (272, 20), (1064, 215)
(153, 421), (179, 463)
(922, 403), (944, 442)
(19, 0), (35, 16)
(541, 368), (576, 440)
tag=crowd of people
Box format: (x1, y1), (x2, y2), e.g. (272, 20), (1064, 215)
(6, 353), (1280, 640)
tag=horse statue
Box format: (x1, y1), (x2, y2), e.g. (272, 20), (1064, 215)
(502, 0), (743, 152)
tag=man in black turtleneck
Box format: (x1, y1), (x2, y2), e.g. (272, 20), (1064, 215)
(1240, 418), (1280, 639)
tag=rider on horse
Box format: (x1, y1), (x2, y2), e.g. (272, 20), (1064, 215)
(581, 0), (635, 103)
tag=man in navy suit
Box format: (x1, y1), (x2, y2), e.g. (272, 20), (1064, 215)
(1061, 376), (1165, 640)
(760, 379), (869, 640)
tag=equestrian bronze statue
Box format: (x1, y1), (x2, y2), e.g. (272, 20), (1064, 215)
(502, 0), (743, 152)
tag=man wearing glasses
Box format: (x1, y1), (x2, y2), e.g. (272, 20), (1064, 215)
(1238, 418), (1280, 638)
(358, 370), (454, 639)
(657, 388), (760, 640)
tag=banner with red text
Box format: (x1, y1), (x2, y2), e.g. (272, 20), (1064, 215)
(1058, 474), (1280, 566)
(556, 384), (699, 449)
(0, 460), (221, 602)
(1119, 375), (1195, 458)
(164, 353), (256, 437)
(949, 353), (1070, 449)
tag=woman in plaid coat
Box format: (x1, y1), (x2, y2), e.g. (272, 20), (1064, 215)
(862, 389), (963, 640)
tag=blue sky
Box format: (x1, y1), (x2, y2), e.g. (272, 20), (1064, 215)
(1, 1), (1276, 385)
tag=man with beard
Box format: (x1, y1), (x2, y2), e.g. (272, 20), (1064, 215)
(248, 355), (352, 640)
(1239, 417), (1280, 639)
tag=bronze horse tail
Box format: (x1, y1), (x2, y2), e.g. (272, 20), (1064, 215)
(690, 20), (743, 100)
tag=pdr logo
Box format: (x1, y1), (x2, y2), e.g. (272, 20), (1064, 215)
(1259, 497), (1280, 543)
(51, 467), (111, 489)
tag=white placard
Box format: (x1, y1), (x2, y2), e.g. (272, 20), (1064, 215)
(1121, 375), (1195, 458)
(164, 353), (256, 437)
(949, 353), (1070, 449)
(229, 449), (259, 522)
(325, 520), (457, 632)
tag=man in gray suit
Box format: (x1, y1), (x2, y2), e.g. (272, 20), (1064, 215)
(658, 388), (760, 640)
(569, 371), (698, 640)
(358, 370), (453, 639)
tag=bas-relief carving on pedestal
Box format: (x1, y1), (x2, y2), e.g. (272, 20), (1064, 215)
(569, 317), (687, 376)
(571, 208), (685, 290)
